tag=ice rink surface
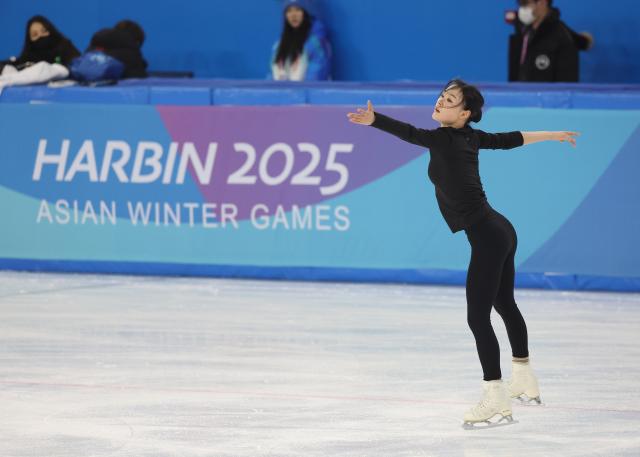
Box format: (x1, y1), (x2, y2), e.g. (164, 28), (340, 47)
(0, 271), (639, 457)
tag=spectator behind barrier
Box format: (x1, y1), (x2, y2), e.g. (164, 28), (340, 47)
(507, 0), (591, 82)
(270, 0), (331, 81)
(506, 6), (594, 54)
(87, 19), (148, 79)
(0, 15), (80, 92)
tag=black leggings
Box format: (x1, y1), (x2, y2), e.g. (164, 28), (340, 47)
(465, 209), (529, 381)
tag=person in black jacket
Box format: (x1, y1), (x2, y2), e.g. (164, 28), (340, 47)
(1, 15), (80, 91)
(14, 15), (80, 69)
(88, 20), (148, 78)
(508, 0), (584, 82)
(347, 80), (578, 427)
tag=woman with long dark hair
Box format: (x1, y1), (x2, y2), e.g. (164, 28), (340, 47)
(15, 15), (80, 68)
(271, 0), (331, 81)
(347, 79), (578, 428)
(1, 15), (79, 91)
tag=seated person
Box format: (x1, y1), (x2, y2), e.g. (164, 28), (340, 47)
(0, 15), (80, 90)
(270, 0), (331, 81)
(88, 19), (148, 79)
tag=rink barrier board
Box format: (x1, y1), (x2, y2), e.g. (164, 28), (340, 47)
(2, 258), (640, 293)
(1, 83), (639, 292)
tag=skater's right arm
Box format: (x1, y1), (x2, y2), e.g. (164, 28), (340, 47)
(347, 101), (442, 148)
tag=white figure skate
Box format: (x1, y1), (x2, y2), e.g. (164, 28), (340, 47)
(507, 362), (542, 405)
(462, 380), (516, 429)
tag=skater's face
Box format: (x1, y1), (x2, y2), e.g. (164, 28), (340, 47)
(286, 6), (305, 28)
(432, 86), (471, 126)
(29, 21), (50, 42)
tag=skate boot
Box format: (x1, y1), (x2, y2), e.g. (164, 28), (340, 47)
(463, 380), (515, 429)
(507, 359), (542, 405)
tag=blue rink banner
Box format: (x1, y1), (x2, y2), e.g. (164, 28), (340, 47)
(0, 104), (639, 291)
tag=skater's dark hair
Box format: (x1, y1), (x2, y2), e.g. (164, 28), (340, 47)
(275, 6), (312, 65)
(442, 79), (484, 125)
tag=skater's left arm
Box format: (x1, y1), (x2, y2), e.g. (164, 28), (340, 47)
(475, 130), (579, 149)
(521, 131), (579, 147)
(475, 130), (525, 150)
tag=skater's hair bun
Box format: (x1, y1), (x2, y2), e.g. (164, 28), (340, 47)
(442, 78), (485, 125)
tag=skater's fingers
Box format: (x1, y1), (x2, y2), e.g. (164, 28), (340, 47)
(560, 134), (577, 147)
(367, 100), (373, 112)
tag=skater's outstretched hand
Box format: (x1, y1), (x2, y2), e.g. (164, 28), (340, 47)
(347, 100), (375, 126)
(552, 131), (580, 147)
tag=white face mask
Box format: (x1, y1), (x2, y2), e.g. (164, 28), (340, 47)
(518, 6), (536, 25)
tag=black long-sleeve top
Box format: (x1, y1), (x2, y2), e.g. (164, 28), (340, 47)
(371, 113), (524, 233)
(16, 37), (80, 68)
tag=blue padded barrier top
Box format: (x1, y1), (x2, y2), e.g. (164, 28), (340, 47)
(213, 87), (307, 105)
(0, 85), (150, 104)
(149, 86), (211, 106)
(306, 89), (441, 106)
(571, 92), (640, 110)
(1, 79), (640, 108)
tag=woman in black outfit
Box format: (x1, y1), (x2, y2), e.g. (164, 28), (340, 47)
(0, 15), (80, 92)
(15, 15), (80, 68)
(347, 79), (578, 427)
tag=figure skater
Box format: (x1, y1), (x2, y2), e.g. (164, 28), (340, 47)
(347, 79), (578, 427)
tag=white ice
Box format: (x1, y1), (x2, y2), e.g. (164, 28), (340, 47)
(0, 271), (639, 457)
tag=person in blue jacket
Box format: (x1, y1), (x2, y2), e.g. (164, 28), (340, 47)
(271, 0), (331, 81)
